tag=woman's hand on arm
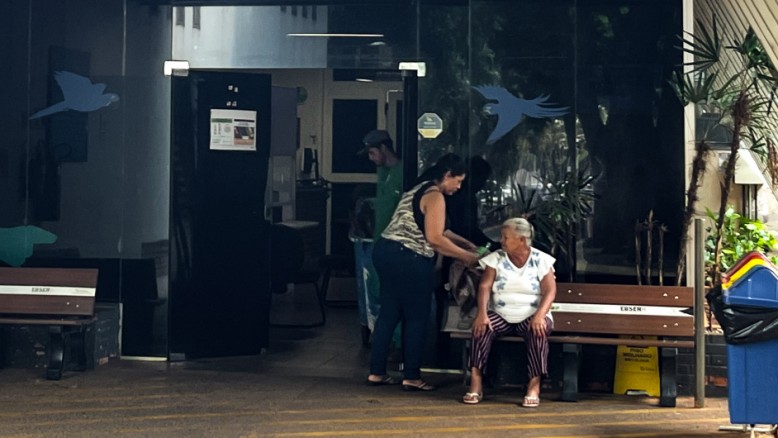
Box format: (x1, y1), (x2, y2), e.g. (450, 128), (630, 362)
(472, 267), (496, 337)
(531, 270), (557, 335)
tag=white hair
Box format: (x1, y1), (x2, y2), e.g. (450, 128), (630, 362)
(502, 217), (533, 246)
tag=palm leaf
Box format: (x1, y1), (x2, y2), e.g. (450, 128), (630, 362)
(728, 27), (778, 75)
(670, 70), (718, 105)
(676, 17), (721, 72)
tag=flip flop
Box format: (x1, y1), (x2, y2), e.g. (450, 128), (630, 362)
(522, 395), (540, 408)
(402, 381), (436, 391)
(367, 375), (397, 386)
(462, 392), (483, 404)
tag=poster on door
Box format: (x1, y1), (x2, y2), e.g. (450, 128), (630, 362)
(209, 109), (257, 151)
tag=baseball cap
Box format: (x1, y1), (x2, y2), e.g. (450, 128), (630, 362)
(358, 130), (392, 155)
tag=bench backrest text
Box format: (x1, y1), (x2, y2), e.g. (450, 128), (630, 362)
(0, 267), (98, 317)
(552, 283), (694, 337)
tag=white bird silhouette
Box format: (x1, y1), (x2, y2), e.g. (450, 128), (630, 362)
(473, 85), (569, 145)
(30, 71), (119, 119)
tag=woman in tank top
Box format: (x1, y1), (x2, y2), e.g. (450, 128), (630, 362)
(367, 153), (480, 391)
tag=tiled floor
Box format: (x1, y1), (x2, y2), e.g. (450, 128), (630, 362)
(0, 288), (741, 437)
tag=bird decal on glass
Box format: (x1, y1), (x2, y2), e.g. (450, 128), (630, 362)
(30, 71), (119, 120)
(473, 85), (569, 145)
(0, 225), (57, 267)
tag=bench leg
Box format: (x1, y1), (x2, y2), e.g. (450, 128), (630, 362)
(69, 327), (88, 372)
(47, 326), (65, 380)
(0, 327), (5, 369)
(561, 343), (581, 402)
(659, 347), (678, 407)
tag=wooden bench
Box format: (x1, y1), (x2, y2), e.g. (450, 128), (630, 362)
(0, 267), (99, 380)
(449, 282), (695, 407)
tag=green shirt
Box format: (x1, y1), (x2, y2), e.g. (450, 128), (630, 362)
(373, 163), (403, 240)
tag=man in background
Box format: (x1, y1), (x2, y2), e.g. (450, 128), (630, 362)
(359, 130), (403, 241)
(355, 130), (403, 344)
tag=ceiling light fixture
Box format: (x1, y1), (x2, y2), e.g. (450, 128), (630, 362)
(287, 33), (384, 38)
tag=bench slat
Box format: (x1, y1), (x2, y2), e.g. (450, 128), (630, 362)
(555, 283), (694, 307)
(0, 316), (95, 326)
(554, 312), (693, 337)
(0, 267), (98, 288)
(561, 336), (693, 348)
(449, 331), (694, 348)
(0, 295), (95, 317)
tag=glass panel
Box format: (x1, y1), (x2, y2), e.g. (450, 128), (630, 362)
(572, 0), (684, 283)
(1, 0), (687, 366)
(332, 99), (378, 173)
(327, 4), (417, 69)
(419, 0), (683, 283)
(174, 4), (416, 70)
(174, 5), (329, 69)
(2, 0), (172, 358)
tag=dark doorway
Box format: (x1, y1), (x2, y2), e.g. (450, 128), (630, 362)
(169, 71), (273, 359)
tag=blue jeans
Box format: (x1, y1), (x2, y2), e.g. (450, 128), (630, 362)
(353, 239), (373, 327)
(369, 238), (436, 380)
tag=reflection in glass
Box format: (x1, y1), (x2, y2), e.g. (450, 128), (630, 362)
(419, 0), (683, 282)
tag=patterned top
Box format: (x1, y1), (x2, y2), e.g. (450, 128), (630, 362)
(479, 248), (556, 323)
(381, 181), (436, 258)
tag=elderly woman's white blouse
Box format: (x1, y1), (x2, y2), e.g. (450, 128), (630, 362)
(479, 248), (556, 323)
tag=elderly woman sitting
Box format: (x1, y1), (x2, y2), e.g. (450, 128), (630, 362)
(462, 218), (556, 407)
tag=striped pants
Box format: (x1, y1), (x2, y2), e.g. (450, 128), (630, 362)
(468, 311), (553, 379)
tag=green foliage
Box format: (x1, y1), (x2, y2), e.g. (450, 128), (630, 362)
(729, 27), (778, 84)
(670, 16), (778, 285)
(670, 18), (778, 115)
(678, 17), (721, 73)
(507, 145), (597, 259)
(704, 206), (778, 285)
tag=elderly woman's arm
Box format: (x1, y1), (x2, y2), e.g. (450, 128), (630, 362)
(530, 270), (557, 335)
(472, 266), (496, 337)
(422, 190), (478, 264)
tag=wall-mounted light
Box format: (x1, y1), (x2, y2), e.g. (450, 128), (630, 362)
(163, 60), (190, 77)
(399, 62), (426, 78)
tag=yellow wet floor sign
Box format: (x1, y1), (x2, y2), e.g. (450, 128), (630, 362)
(613, 336), (660, 396)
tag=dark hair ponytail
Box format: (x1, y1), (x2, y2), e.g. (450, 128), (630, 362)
(418, 153), (467, 183)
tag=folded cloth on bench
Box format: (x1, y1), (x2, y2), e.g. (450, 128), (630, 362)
(447, 260), (481, 312)
(443, 261), (482, 332)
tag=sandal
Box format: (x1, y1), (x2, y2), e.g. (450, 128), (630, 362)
(401, 381), (436, 392)
(462, 392), (483, 404)
(522, 395), (540, 408)
(367, 375), (398, 386)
